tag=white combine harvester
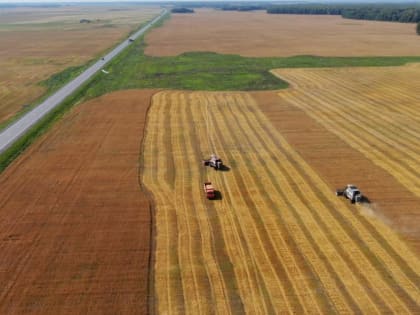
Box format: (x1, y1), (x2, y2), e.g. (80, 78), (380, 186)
(336, 184), (364, 203)
(203, 154), (223, 171)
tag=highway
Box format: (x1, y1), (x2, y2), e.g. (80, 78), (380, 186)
(0, 9), (167, 154)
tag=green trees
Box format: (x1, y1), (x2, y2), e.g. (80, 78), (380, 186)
(267, 4), (420, 24)
(171, 8), (194, 13)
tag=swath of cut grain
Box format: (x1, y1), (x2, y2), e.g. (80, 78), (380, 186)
(272, 66), (420, 198)
(142, 90), (420, 314)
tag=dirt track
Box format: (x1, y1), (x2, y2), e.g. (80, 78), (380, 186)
(0, 90), (156, 314)
(145, 9), (420, 57)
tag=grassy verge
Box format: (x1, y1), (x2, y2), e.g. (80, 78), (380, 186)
(80, 38), (420, 96)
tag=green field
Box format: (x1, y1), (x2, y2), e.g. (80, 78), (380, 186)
(67, 39), (420, 96)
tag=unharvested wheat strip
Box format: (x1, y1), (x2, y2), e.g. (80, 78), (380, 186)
(194, 94), (269, 315)
(179, 93), (233, 315)
(212, 95), (322, 314)
(149, 93), (185, 314)
(170, 92), (212, 315)
(308, 81), (420, 154)
(223, 94), (326, 313)
(316, 78), (420, 147)
(250, 96), (420, 289)
(155, 93), (187, 314)
(327, 69), (420, 117)
(155, 92), (174, 190)
(250, 104), (420, 307)
(274, 71), (419, 152)
(169, 92), (201, 315)
(143, 94), (178, 314)
(277, 90), (420, 196)
(208, 95), (295, 314)
(291, 83), (420, 164)
(229, 95), (382, 314)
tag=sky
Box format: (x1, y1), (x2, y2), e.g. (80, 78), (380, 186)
(0, 0), (415, 3)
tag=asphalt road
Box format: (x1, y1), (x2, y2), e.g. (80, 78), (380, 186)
(0, 9), (167, 154)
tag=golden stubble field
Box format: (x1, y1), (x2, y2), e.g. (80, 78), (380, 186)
(271, 65), (420, 240)
(0, 5), (160, 124)
(142, 89), (420, 314)
(145, 9), (420, 58)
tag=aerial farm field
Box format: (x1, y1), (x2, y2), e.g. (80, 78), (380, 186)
(0, 90), (156, 314)
(145, 9), (420, 57)
(0, 5), (160, 124)
(142, 90), (420, 314)
(269, 65), (420, 250)
(1, 5), (420, 315)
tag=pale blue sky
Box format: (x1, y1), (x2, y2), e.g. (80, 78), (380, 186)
(0, 0), (414, 2)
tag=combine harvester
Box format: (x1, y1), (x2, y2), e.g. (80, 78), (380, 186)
(336, 184), (366, 204)
(203, 154), (223, 171)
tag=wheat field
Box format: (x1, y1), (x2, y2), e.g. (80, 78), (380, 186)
(142, 90), (420, 314)
(272, 65), (420, 198)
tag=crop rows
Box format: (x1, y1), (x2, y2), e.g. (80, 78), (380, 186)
(142, 90), (420, 314)
(272, 66), (420, 197)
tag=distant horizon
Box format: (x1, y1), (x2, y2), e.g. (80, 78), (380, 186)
(1, 0), (419, 3)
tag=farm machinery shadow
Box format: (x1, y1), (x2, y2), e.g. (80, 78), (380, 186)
(213, 190), (223, 200)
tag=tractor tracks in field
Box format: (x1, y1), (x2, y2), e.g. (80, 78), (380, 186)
(141, 90), (420, 314)
(272, 68), (420, 197)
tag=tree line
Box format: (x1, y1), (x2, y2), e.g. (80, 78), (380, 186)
(267, 4), (420, 23)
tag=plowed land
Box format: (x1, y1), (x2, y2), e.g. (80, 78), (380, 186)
(0, 90), (156, 314)
(271, 65), (420, 247)
(145, 9), (420, 57)
(142, 90), (420, 314)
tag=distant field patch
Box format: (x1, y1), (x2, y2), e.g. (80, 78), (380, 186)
(0, 5), (160, 124)
(145, 9), (420, 57)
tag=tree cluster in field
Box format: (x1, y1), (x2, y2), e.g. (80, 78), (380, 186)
(342, 7), (420, 23)
(267, 4), (420, 23)
(171, 7), (195, 13)
(221, 5), (265, 12)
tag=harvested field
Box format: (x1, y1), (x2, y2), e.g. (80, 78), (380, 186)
(0, 90), (157, 314)
(145, 9), (420, 58)
(0, 5), (160, 124)
(142, 90), (420, 314)
(271, 65), (420, 249)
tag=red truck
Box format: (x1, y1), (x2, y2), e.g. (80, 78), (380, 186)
(203, 182), (216, 199)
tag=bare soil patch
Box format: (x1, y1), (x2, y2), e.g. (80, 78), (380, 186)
(255, 74), (420, 253)
(145, 9), (420, 58)
(0, 5), (160, 124)
(0, 89), (157, 314)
